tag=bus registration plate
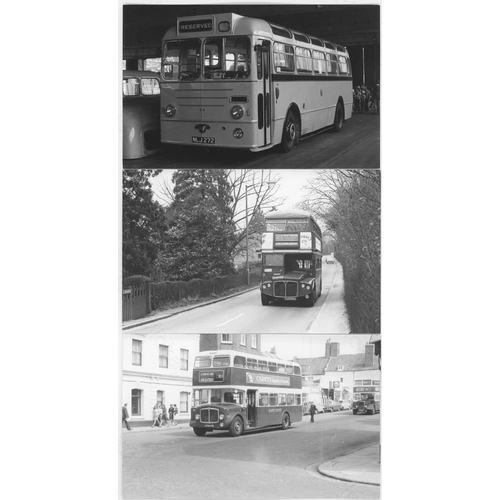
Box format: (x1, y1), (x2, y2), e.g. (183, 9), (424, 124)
(192, 136), (215, 144)
(284, 297), (296, 301)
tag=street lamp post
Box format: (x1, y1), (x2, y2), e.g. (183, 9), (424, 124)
(245, 185), (249, 286)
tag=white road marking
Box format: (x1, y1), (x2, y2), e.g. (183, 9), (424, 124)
(216, 313), (245, 327)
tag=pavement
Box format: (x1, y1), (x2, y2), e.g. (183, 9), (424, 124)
(122, 422), (380, 487)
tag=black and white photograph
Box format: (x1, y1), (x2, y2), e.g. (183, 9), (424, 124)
(122, 3), (380, 168)
(121, 334), (381, 499)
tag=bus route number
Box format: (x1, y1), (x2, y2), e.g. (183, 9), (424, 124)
(192, 136), (215, 144)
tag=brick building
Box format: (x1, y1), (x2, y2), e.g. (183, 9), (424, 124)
(199, 333), (262, 354)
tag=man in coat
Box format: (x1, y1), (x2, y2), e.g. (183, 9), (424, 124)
(122, 403), (131, 430)
(309, 402), (317, 423)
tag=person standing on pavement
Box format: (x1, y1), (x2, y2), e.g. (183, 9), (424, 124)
(160, 403), (167, 425)
(309, 402), (317, 423)
(152, 404), (162, 427)
(168, 404), (175, 425)
(122, 403), (131, 430)
(173, 404), (178, 424)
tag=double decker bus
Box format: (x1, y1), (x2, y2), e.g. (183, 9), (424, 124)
(160, 12), (352, 153)
(190, 350), (302, 437)
(260, 210), (322, 306)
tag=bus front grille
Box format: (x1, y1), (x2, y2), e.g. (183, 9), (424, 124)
(200, 408), (219, 423)
(274, 281), (298, 298)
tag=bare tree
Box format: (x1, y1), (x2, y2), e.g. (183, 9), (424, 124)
(154, 169), (286, 259)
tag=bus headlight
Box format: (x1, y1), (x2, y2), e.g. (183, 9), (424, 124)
(233, 128), (244, 139)
(195, 414), (200, 420)
(164, 104), (176, 117)
(301, 284), (305, 288)
(230, 105), (244, 119)
(219, 414), (225, 420)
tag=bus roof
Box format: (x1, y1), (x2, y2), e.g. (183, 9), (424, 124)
(264, 210), (316, 220)
(197, 349), (299, 365)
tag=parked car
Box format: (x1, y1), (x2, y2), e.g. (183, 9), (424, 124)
(324, 399), (342, 412)
(122, 70), (161, 159)
(352, 397), (380, 415)
(325, 253), (335, 264)
(302, 401), (324, 415)
(339, 400), (351, 410)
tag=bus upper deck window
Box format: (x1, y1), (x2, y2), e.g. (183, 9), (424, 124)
(234, 355), (246, 367)
(213, 355), (230, 367)
(194, 356), (212, 368)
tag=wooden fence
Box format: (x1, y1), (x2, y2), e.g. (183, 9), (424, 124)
(122, 282), (151, 321)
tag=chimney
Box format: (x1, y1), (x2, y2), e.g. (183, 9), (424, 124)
(325, 338), (331, 357)
(325, 339), (340, 357)
(365, 343), (375, 368)
(270, 346), (277, 355)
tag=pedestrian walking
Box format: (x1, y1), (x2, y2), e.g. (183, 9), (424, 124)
(152, 404), (162, 427)
(173, 404), (178, 424)
(309, 402), (317, 423)
(168, 404), (175, 425)
(122, 403), (131, 430)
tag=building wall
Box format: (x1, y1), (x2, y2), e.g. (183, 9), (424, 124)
(200, 334), (261, 354)
(122, 333), (200, 422)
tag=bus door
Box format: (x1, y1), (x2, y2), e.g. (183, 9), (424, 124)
(247, 390), (257, 427)
(255, 39), (272, 147)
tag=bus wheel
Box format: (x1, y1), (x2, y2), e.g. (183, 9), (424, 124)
(282, 111), (299, 152)
(317, 280), (322, 298)
(193, 428), (207, 437)
(281, 412), (290, 430)
(305, 290), (315, 307)
(261, 293), (271, 306)
(229, 417), (244, 437)
(332, 101), (344, 132)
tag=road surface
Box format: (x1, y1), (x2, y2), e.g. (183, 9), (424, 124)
(121, 410), (380, 499)
(124, 261), (350, 334)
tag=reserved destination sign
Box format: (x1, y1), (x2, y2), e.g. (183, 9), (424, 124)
(179, 19), (213, 33)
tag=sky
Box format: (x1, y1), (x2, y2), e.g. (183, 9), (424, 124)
(150, 169), (319, 213)
(259, 334), (373, 361)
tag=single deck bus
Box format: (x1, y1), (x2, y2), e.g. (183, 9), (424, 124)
(160, 12), (352, 152)
(190, 350), (302, 437)
(260, 210), (322, 306)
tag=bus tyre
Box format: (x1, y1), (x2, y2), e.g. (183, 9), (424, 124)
(229, 417), (244, 437)
(318, 280), (322, 298)
(282, 111), (299, 152)
(281, 413), (290, 430)
(352, 409), (358, 415)
(261, 293), (270, 306)
(193, 428), (207, 437)
(332, 101), (344, 133)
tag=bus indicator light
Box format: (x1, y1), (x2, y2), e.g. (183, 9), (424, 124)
(218, 21), (230, 32)
(233, 128), (244, 139)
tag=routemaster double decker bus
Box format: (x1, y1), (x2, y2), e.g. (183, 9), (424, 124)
(260, 210), (322, 306)
(160, 12), (352, 153)
(190, 350), (302, 437)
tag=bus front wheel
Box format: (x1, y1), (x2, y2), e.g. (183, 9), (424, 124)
(305, 290), (315, 307)
(332, 102), (344, 133)
(261, 293), (271, 306)
(282, 111), (300, 153)
(229, 417), (244, 437)
(193, 428), (207, 437)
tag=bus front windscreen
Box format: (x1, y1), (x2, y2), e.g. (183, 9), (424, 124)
(264, 254), (284, 266)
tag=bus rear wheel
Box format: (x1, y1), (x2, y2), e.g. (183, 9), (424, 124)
(261, 293), (271, 306)
(281, 412), (290, 430)
(332, 101), (344, 133)
(193, 428), (207, 437)
(281, 111), (300, 152)
(229, 417), (244, 437)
